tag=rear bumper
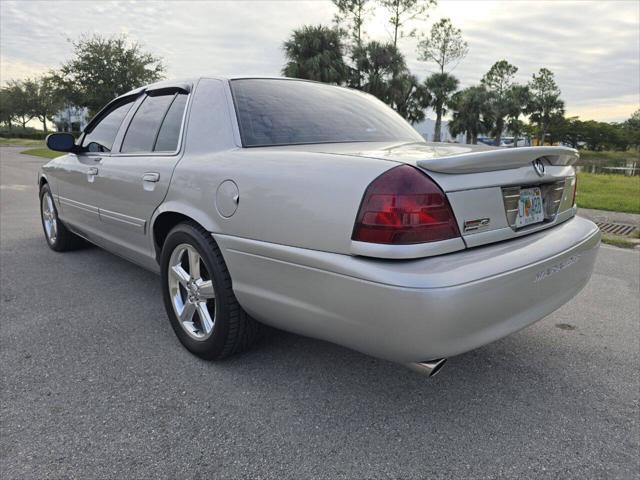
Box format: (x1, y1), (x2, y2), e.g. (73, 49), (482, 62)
(215, 216), (600, 363)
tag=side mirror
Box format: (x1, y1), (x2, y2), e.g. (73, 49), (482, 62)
(46, 133), (77, 153)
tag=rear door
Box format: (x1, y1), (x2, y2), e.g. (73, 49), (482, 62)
(89, 89), (190, 264)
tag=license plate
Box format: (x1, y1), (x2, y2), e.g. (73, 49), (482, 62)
(515, 187), (544, 227)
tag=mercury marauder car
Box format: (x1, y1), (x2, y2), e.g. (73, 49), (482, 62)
(40, 77), (600, 376)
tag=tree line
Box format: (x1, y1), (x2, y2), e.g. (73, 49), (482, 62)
(282, 0), (638, 150)
(0, 34), (164, 135)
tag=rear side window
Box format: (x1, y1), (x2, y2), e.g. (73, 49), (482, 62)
(154, 93), (188, 152)
(121, 94), (175, 153)
(82, 99), (134, 152)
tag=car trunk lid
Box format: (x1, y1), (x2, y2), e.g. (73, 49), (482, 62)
(263, 141), (579, 253)
(310, 142), (579, 250)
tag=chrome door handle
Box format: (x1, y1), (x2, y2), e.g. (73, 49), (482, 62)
(142, 172), (160, 183)
(87, 167), (99, 176)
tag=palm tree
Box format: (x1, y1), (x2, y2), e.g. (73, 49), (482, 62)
(505, 85), (529, 147)
(526, 68), (564, 145)
(424, 72), (458, 142)
(390, 72), (430, 124)
(282, 25), (348, 85)
(449, 86), (491, 144)
(481, 60), (519, 145)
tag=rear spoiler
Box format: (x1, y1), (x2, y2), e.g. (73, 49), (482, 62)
(417, 146), (579, 174)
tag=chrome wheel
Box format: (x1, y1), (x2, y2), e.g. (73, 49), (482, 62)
(41, 191), (58, 245)
(167, 243), (216, 340)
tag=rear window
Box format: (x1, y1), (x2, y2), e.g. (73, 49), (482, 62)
(230, 79), (423, 147)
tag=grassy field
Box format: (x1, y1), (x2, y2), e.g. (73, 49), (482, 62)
(19, 147), (61, 159)
(0, 138), (45, 147)
(579, 150), (640, 161)
(576, 172), (640, 214)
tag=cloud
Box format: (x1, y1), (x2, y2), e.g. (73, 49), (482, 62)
(0, 56), (51, 83)
(1, 0), (637, 121)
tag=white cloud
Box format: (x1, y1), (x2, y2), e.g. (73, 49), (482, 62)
(1, 0), (638, 121)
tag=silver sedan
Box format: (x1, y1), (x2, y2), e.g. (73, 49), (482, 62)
(39, 77), (600, 376)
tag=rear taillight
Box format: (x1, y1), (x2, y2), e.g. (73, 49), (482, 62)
(571, 175), (578, 207)
(352, 165), (460, 244)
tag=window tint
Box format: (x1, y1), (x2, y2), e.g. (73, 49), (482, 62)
(121, 94), (175, 153)
(154, 93), (188, 151)
(230, 79), (423, 147)
(82, 100), (134, 152)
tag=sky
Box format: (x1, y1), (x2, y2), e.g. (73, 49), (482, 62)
(1, 0), (638, 122)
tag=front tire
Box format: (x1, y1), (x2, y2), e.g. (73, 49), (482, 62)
(39, 184), (84, 252)
(160, 222), (261, 359)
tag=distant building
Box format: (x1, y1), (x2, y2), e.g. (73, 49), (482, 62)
(412, 118), (466, 143)
(53, 106), (89, 133)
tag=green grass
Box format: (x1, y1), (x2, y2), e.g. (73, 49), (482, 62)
(601, 234), (639, 249)
(20, 147), (61, 159)
(576, 172), (640, 214)
(0, 138), (45, 147)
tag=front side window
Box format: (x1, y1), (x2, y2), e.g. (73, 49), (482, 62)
(82, 99), (134, 153)
(230, 79), (423, 147)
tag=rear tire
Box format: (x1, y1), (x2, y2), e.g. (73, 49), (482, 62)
(39, 183), (84, 252)
(160, 221), (262, 359)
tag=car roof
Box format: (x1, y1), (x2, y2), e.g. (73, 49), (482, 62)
(118, 75), (309, 100)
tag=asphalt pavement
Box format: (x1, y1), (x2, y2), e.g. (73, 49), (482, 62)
(1, 146), (639, 479)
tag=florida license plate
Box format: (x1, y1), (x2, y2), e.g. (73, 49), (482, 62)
(515, 187), (544, 227)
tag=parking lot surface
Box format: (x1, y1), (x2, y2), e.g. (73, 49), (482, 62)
(1, 147), (639, 479)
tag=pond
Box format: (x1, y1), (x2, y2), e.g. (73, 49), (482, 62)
(575, 157), (639, 176)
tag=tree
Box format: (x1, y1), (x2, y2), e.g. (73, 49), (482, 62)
(352, 40), (406, 99)
(527, 68), (564, 146)
(424, 72), (458, 141)
(505, 84), (529, 147)
(4, 80), (35, 129)
(417, 18), (466, 142)
(481, 60), (519, 145)
(449, 85), (491, 144)
(390, 72), (430, 124)
(623, 109), (640, 150)
(378, 0), (437, 48)
(333, 0), (372, 49)
(29, 75), (63, 133)
(352, 41), (428, 122)
(0, 87), (17, 130)
(55, 34), (165, 116)
(417, 18), (468, 74)
(506, 117), (526, 147)
(283, 25), (349, 85)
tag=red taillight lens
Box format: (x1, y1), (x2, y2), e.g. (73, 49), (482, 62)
(571, 175), (578, 207)
(352, 165), (460, 244)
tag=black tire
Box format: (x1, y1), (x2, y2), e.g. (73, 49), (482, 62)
(39, 183), (84, 252)
(160, 221), (262, 359)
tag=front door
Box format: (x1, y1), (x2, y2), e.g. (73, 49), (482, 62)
(55, 97), (137, 240)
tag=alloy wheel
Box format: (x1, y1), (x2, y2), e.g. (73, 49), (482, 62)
(167, 243), (217, 340)
(41, 191), (58, 245)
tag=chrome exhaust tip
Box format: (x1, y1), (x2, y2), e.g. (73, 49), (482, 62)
(406, 358), (447, 377)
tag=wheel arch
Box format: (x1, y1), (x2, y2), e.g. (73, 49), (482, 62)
(151, 205), (220, 261)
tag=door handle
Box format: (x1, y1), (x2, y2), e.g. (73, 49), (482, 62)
(142, 172), (160, 183)
(87, 167), (99, 176)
